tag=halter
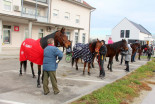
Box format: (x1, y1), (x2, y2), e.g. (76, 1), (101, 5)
(57, 31), (69, 47)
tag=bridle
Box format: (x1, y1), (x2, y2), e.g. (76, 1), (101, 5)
(57, 32), (70, 48)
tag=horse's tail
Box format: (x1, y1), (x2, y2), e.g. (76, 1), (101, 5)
(72, 56), (75, 67)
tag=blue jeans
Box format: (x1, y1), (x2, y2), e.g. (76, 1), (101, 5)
(132, 52), (136, 61)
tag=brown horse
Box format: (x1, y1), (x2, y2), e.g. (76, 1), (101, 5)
(19, 27), (71, 88)
(138, 44), (149, 60)
(106, 39), (128, 72)
(130, 43), (140, 62)
(72, 39), (102, 75)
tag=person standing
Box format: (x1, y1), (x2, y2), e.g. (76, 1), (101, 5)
(43, 38), (63, 95)
(132, 40), (139, 62)
(147, 46), (152, 61)
(120, 48), (126, 65)
(98, 40), (107, 78)
(122, 44), (132, 72)
(108, 37), (113, 44)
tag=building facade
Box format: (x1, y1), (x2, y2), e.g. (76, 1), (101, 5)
(0, 0), (94, 52)
(111, 18), (153, 45)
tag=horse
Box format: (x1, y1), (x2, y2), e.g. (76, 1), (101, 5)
(138, 44), (149, 60)
(130, 43), (140, 62)
(71, 39), (102, 75)
(19, 27), (71, 88)
(106, 39), (128, 72)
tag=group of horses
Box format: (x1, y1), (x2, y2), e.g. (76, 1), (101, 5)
(19, 27), (148, 88)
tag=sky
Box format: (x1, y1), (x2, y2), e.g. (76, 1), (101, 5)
(86, 0), (155, 39)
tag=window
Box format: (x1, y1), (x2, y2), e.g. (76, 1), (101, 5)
(24, 28), (29, 39)
(64, 12), (70, 19)
(125, 30), (130, 38)
(76, 15), (80, 23)
(77, 0), (81, 2)
(37, 0), (47, 3)
(53, 9), (59, 17)
(38, 29), (44, 38)
(23, 7), (40, 16)
(120, 30), (124, 38)
(75, 32), (78, 44)
(3, 25), (11, 44)
(66, 32), (70, 40)
(3, 0), (12, 11)
(82, 33), (86, 44)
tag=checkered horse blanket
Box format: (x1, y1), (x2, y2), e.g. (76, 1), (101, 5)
(73, 43), (93, 62)
(19, 38), (44, 65)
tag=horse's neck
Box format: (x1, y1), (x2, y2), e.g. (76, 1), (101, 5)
(89, 43), (94, 53)
(40, 32), (56, 49)
(111, 41), (123, 51)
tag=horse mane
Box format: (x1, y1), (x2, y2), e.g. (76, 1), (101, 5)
(106, 40), (125, 51)
(89, 40), (97, 52)
(141, 44), (147, 49)
(40, 31), (58, 49)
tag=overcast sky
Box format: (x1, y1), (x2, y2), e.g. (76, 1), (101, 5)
(86, 0), (155, 39)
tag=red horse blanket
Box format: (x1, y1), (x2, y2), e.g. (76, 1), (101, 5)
(19, 38), (44, 65)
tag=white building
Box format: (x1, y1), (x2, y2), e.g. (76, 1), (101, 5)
(0, 0), (95, 52)
(111, 18), (153, 45)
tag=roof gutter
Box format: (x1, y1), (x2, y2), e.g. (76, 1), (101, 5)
(88, 8), (96, 42)
(61, 0), (95, 10)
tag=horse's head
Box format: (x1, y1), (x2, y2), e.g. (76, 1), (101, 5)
(55, 27), (71, 48)
(95, 39), (102, 54)
(121, 39), (128, 51)
(89, 39), (102, 54)
(131, 43), (141, 50)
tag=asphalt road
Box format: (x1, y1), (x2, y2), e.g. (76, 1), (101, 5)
(0, 56), (148, 104)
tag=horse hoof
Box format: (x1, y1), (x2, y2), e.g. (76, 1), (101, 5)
(19, 74), (22, 76)
(110, 70), (113, 72)
(33, 76), (36, 78)
(76, 68), (78, 70)
(88, 72), (91, 76)
(37, 85), (41, 88)
(83, 71), (85, 75)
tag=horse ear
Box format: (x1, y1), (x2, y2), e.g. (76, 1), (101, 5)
(61, 27), (65, 34)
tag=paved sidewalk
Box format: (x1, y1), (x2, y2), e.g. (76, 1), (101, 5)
(141, 85), (155, 104)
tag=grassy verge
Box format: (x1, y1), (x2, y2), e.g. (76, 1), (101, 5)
(72, 59), (155, 104)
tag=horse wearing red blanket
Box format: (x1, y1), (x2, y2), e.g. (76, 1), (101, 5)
(19, 28), (71, 88)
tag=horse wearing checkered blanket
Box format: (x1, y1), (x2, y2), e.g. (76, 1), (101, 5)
(72, 39), (102, 75)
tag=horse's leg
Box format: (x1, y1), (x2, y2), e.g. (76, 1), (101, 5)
(75, 58), (79, 70)
(88, 62), (91, 75)
(110, 57), (113, 72)
(19, 61), (23, 76)
(138, 51), (141, 60)
(30, 62), (36, 78)
(91, 57), (95, 68)
(41, 70), (44, 84)
(83, 62), (87, 75)
(115, 54), (119, 62)
(107, 58), (110, 70)
(37, 65), (41, 88)
(23, 61), (27, 73)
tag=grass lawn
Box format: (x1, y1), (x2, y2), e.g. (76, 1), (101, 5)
(72, 59), (155, 104)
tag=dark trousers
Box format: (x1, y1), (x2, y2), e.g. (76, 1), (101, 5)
(120, 54), (124, 64)
(99, 56), (105, 76)
(148, 54), (151, 60)
(125, 61), (129, 71)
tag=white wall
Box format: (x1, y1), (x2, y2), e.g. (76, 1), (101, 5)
(51, 0), (90, 45)
(111, 18), (140, 42)
(0, 0), (21, 16)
